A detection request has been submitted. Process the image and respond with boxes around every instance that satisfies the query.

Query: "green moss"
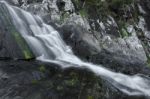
[148,64,150,67]
[60,12,70,23]
[65,78,78,86]
[56,86,63,91]
[39,65,46,73]
[147,57,150,67]
[0,4,34,59]
[87,96,93,99]
[79,9,88,18]
[120,28,129,38]
[31,80,39,85]
[23,50,32,59]
[13,33,33,59]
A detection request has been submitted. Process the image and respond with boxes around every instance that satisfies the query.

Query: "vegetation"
[79,8,88,18]
[39,65,46,72]
[13,32,33,59]
[120,28,129,38]
[60,12,70,23]
[87,96,94,99]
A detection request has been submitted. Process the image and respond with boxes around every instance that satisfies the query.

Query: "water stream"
[1,1,150,97]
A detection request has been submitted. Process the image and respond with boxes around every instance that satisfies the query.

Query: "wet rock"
[0,60,148,99]
[60,23,101,60]
[0,3,34,60]
[60,23,149,75]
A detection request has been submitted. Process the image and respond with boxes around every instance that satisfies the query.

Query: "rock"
[59,23,149,75]
[60,23,101,60]
[0,60,147,99]
[138,0,150,64]
[139,0,150,34]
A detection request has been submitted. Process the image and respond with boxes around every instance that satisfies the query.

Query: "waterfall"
[1,1,150,97]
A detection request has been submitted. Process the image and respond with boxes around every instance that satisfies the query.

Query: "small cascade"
[1,1,150,97]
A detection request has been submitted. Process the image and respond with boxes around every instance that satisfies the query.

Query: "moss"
[0,5,34,59]
[87,96,93,99]
[0,4,34,59]
[147,57,150,67]
[13,33,33,59]
[148,64,150,67]
[23,50,32,59]
[120,28,129,38]
[65,78,78,86]
[79,9,88,18]
[60,12,70,23]
[39,65,46,73]
[31,80,39,85]
[56,86,63,91]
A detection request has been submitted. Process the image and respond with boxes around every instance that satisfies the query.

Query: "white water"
[2,1,150,97]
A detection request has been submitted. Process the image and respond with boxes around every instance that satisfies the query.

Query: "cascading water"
[2,1,150,97]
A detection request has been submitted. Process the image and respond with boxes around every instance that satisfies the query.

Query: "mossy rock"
[0,3,34,59]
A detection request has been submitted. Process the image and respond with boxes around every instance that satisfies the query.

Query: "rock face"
[139,0,150,63]
[15,0,150,69]
[60,23,149,75]
[0,0,150,99]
